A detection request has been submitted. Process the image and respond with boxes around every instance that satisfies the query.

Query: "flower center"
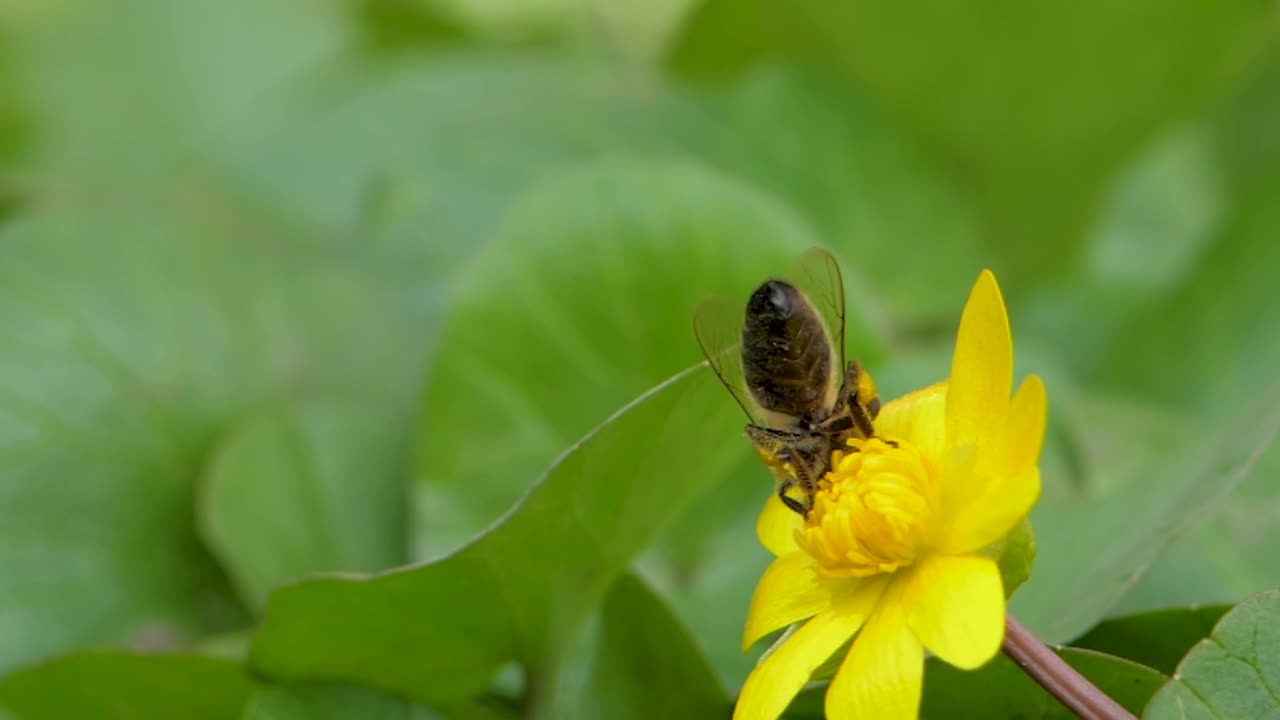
[795,437,940,578]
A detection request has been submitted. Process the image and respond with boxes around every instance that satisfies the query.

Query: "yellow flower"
[735,270,1046,720]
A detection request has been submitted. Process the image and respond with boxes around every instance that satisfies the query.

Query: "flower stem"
[1002,614,1136,720]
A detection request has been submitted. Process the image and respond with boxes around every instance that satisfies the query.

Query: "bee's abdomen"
[741,280,833,419]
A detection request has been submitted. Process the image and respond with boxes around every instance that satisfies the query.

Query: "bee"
[694,248,881,515]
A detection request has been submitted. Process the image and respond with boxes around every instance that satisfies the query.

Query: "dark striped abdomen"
[741,280,834,421]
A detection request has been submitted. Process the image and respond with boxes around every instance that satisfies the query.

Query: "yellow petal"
[982,374,1047,478]
[742,552,836,650]
[902,553,1004,669]
[945,270,1012,453]
[824,576,923,720]
[756,493,803,556]
[940,465,1041,555]
[734,577,888,720]
[874,381,948,460]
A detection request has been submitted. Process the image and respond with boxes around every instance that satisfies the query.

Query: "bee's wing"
[693,294,759,423]
[784,247,846,371]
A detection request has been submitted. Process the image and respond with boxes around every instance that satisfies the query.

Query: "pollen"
[795,437,940,578]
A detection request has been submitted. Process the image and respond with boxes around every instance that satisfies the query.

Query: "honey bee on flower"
[700,264,1046,719]
[693,248,884,517]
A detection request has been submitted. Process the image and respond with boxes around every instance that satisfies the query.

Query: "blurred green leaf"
[1010,377,1280,643]
[1115,445,1280,614]
[415,157,833,555]
[355,0,468,53]
[1145,589,1280,720]
[921,648,1165,719]
[0,652,256,720]
[0,202,424,672]
[576,574,728,719]
[218,52,677,273]
[0,43,30,180]
[634,455,772,686]
[674,67,986,328]
[241,685,442,720]
[1067,54,1280,619]
[249,364,744,706]
[1213,48,1280,194]
[669,0,1271,284]
[222,56,982,329]
[1073,605,1230,675]
[1099,166,1280,419]
[1083,128,1227,298]
[782,648,1164,719]
[1017,48,1280,387]
[1048,386,1197,498]
[198,402,412,611]
[4,0,349,184]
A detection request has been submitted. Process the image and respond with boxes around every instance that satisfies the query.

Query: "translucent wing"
[783,247,846,372]
[693,294,760,423]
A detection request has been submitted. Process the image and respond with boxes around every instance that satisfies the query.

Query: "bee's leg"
[746,424,809,445]
[780,447,822,504]
[776,478,809,515]
[848,403,875,439]
[833,360,877,438]
[834,359,861,408]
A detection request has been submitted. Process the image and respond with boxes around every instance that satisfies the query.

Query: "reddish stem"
[1002,614,1136,720]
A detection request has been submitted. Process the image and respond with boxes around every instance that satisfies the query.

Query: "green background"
[1,0,1279,717]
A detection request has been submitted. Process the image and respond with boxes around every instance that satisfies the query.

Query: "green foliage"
[0,652,256,720]
[249,366,743,706]
[1011,377,1280,642]
[1073,606,1230,675]
[241,685,443,720]
[921,649,1166,719]
[669,0,1272,286]
[199,402,412,610]
[0,204,423,673]
[784,648,1165,718]
[576,574,728,719]
[1146,590,1280,720]
[2,0,1280,718]
[997,519,1036,598]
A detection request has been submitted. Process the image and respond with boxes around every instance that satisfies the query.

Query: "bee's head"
[747,280,797,321]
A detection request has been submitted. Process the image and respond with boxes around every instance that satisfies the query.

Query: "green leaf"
[1115,445,1280,614]
[249,364,746,705]
[198,402,412,611]
[998,519,1037,598]
[576,574,728,719]
[1099,166,1280,420]
[221,54,981,332]
[1145,589,1280,720]
[0,50,31,213]
[0,652,256,720]
[218,52,681,273]
[1073,605,1231,675]
[1072,59,1280,618]
[0,202,424,672]
[4,0,348,183]
[633,454,774,686]
[921,648,1166,719]
[241,685,442,720]
[354,0,468,54]
[1010,377,1280,643]
[781,648,1165,719]
[669,0,1271,285]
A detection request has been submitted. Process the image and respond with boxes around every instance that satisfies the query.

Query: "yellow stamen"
[795,438,940,578]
